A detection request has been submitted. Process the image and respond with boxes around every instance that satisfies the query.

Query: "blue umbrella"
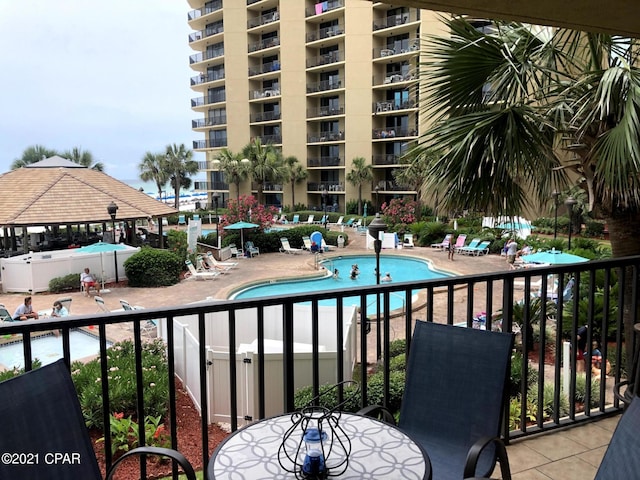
[522,249,588,265]
[76,242,127,253]
[224,221,259,249]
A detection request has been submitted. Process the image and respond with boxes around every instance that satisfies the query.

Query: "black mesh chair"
[0,359,196,480]
[595,394,640,479]
[360,321,514,480]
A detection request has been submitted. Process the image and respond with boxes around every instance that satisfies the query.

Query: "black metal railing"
[307,156,344,167]
[192,116,227,128]
[250,111,281,122]
[307,51,342,68]
[308,106,344,118]
[305,0,344,17]
[1,256,635,475]
[248,60,280,76]
[248,37,280,53]
[307,79,343,94]
[247,10,279,29]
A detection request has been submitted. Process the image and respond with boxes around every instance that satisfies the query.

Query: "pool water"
[232,255,449,312]
[0,329,109,370]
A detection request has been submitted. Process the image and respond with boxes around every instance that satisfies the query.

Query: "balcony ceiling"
[375,0,639,37]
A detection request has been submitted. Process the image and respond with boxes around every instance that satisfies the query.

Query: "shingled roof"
[0,158,177,226]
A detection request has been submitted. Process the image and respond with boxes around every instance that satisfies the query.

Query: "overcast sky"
[0,1,199,183]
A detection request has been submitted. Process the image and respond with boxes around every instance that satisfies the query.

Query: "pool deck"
[0,224,620,477]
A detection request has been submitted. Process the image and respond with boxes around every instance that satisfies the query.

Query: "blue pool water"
[232,255,449,312]
[0,329,110,370]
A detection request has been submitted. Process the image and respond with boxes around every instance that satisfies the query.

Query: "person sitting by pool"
[13,296,39,321]
[310,241,320,253]
[381,272,392,283]
[51,301,69,318]
[81,267,100,296]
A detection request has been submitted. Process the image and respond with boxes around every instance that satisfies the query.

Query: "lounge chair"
[56,297,72,314]
[457,237,481,254]
[185,259,219,280]
[460,240,491,256]
[316,215,327,226]
[343,218,355,227]
[351,219,362,229]
[0,359,196,480]
[302,235,313,250]
[431,233,452,250]
[280,237,303,254]
[0,303,12,323]
[229,243,244,258]
[207,251,237,271]
[196,255,212,272]
[451,234,467,251]
[94,296,110,313]
[178,214,186,226]
[359,321,514,480]
[120,300,157,336]
[332,216,344,228]
[403,233,415,248]
[292,214,300,224]
[192,214,200,222]
[321,238,334,252]
[245,241,260,257]
[306,215,315,224]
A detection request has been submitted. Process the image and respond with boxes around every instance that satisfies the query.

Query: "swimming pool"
[0,329,110,370]
[231,255,449,312]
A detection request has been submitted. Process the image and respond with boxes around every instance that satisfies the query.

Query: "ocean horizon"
[118,178,205,197]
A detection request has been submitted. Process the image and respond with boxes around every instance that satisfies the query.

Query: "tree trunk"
[607,211,640,374]
[358,185,362,216]
[290,180,296,208]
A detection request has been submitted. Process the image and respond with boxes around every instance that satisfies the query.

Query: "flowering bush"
[381,198,417,229]
[98,413,170,455]
[219,195,278,235]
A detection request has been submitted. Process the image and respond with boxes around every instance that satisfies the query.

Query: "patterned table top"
[208,412,430,480]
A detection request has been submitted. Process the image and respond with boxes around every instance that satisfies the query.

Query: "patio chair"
[343,218,355,227]
[359,321,514,480]
[332,216,344,228]
[460,240,491,256]
[594,395,640,480]
[280,237,302,254]
[206,251,237,271]
[94,296,111,313]
[457,237,481,254]
[302,235,313,250]
[431,233,452,250]
[184,259,219,280]
[245,241,260,257]
[0,359,196,480]
[316,215,327,225]
[229,243,244,258]
[120,300,157,336]
[306,214,315,224]
[292,214,300,224]
[178,214,186,226]
[452,234,467,251]
[403,233,415,247]
[0,303,12,323]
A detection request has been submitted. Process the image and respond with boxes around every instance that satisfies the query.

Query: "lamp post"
[321,186,328,230]
[107,201,118,244]
[551,190,560,240]
[368,213,387,361]
[213,191,220,248]
[565,196,577,249]
[374,185,380,213]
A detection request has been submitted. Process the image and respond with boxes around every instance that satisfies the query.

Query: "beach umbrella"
[76,242,128,288]
[363,203,368,225]
[223,221,259,249]
[522,249,589,265]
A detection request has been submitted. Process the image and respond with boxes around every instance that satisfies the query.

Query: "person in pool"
[333,268,339,279]
[350,264,359,280]
[381,272,392,282]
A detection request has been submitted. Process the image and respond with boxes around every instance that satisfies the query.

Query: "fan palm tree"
[283,156,307,210]
[242,138,285,205]
[416,16,640,367]
[165,143,198,210]
[139,152,169,201]
[11,145,58,169]
[62,147,104,171]
[214,148,250,203]
[346,157,373,216]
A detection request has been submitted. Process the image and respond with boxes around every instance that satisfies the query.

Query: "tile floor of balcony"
[506,414,620,479]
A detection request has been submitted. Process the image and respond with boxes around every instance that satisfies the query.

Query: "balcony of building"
[250,110,281,123]
[192,115,227,130]
[188,23,224,48]
[191,93,226,110]
[248,60,281,78]
[306,50,343,69]
[194,180,229,191]
[307,131,345,143]
[248,36,280,54]
[305,24,344,44]
[373,71,417,87]
[306,78,343,94]
[247,0,278,9]
[247,9,280,30]
[251,182,283,192]
[372,153,403,166]
[372,10,421,33]
[189,46,224,69]
[372,127,417,140]
[374,41,420,60]
[252,134,282,145]
[307,105,344,119]
[307,156,344,168]
[307,181,344,192]
[250,85,281,101]
[193,138,227,150]
[305,0,345,19]
[187,0,223,30]
[190,70,225,88]
[373,98,417,114]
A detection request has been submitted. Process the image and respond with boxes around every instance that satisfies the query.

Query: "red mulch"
[91,379,228,479]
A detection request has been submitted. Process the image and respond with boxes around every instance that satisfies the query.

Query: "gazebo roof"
[0,158,177,226]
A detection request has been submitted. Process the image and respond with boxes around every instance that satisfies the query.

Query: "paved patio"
[0,224,621,477]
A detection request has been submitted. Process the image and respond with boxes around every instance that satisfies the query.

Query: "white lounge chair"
[332,216,344,228]
[185,260,219,280]
[120,300,157,336]
[94,296,110,313]
[206,251,237,272]
[229,244,244,258]
[431,234,453,250]
[302,236,313,250]
[280,237,303,254]
[403,234,415,248]
[306,215,315,224]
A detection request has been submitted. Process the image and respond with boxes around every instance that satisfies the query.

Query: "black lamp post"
[368,213,387,361]
[107,201,118,244]
[551,190,560,240]
[374,185,380,213]
[213,191,220,248]
[321,186,328,230]
[565,196,577,249]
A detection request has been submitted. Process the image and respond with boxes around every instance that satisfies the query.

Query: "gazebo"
[0,156,177,253]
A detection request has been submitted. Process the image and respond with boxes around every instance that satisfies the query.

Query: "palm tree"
[165,143,199,210]
[242,138,285,205]
[139,152,169,201]
[346,157,373,216]
[416,16,640,367]
[393,147,440,220]
[62,147,104,171]
[283,156,307,210]
[11,145,58,169]
[214,148,250,203]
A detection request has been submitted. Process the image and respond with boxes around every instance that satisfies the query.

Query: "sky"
[0,1,201,185]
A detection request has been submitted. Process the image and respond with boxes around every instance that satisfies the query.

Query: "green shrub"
[366,370,406,414]
[527,382,569,419]
[0,359,42,382]
[73,339,170,429]
[49,273,82,293]
[293,382,361,413]
[166,230,188,263]
[388,338,406,358]
[389,353,406,372]
[584,220,605,237]
[509,396,537,431]
[509,351,538,397]
[574,373,601,408]
[417,222,449,246]
[124,248,182,287]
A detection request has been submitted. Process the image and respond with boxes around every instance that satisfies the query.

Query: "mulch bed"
[91,379,228,479]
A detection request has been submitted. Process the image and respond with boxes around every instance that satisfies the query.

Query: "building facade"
[187,0,438,212]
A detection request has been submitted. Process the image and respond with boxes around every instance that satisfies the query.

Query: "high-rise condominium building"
[187,0,438,212]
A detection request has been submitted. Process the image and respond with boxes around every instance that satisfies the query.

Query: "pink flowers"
[381,198,417,225]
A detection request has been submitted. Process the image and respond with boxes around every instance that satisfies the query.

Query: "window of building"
[207,87,225,104]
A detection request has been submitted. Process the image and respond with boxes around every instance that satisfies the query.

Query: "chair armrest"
[357,405,397,425]
[463,436,511,480]
[105,446,196,480]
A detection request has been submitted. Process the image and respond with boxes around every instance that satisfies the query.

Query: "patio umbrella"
[522,249,589,265]
[76,242,128,288]
[363,203,368,226]
[223,221,259,250]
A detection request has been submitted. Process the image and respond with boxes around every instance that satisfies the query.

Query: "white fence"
[166,303,358,426]
[0,247,139,293]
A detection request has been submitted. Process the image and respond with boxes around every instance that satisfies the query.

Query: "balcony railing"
[253,134,282,144]
[250,111,281,122]
[372,127,416,139]
[248,37,280,53]
[374,99,416,113]
[193,138,227,149]
[306,25,344,42]
[248,60,280,76]
[250,86,280,100]
[372,154,402,165]
[373,12,414,30]
[189,48,224,65]
[375,42,419,59]
[195,180,229,190]
[307,50,342,68]
[247,10,279,29]
[308,106,344,118]
[376,72,417,86]
[192,116,227,128]
[191,94,226,107]
[306,79,343,94]
[307,156,344,167]
[187,0,223,21]
[307,182,344,192]
[189,24,224,43]
[308,131,345,143]
[305,0,344,17]
[190,71,225,86]
[1,256,635,471]
[251,182,283,191]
